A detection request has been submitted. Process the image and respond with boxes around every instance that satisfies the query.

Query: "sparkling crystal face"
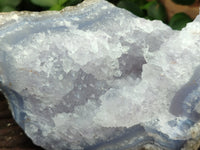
[0,0,200,150]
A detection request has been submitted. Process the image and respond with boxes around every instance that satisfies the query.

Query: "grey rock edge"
[0,0,200,149]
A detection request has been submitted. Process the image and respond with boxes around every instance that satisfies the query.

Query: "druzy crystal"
[0,0,200,149]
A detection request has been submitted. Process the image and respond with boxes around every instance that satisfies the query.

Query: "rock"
[0,0,200,149]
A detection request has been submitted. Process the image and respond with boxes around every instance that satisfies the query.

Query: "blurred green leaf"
[141,1,153,9]
[30,0,58,7]
[142,1,167,22]
[50,4,64,10]
[65,0,83,6]
[0,0,21,7]
[58,0,68,5]
[132,0,147,7]
[169,12,192,30]
[117,0,146,17]
[172,0,195,5]
[0,6,15,12]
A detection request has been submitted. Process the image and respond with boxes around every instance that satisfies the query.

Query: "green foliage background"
[0,0,196,30]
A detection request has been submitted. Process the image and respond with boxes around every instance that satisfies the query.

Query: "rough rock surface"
[0,93,44,150]
[0,0,200,149]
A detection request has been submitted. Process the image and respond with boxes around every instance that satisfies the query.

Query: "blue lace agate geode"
[0,0,200,149]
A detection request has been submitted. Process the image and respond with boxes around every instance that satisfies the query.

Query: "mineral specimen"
[0,0,200,149]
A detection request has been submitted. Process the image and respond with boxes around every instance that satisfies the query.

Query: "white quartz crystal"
[0,0,200,149]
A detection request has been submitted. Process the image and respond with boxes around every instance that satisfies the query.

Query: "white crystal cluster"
[0,0,200,149]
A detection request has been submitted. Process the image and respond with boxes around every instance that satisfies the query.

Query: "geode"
[0,0,200,149]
